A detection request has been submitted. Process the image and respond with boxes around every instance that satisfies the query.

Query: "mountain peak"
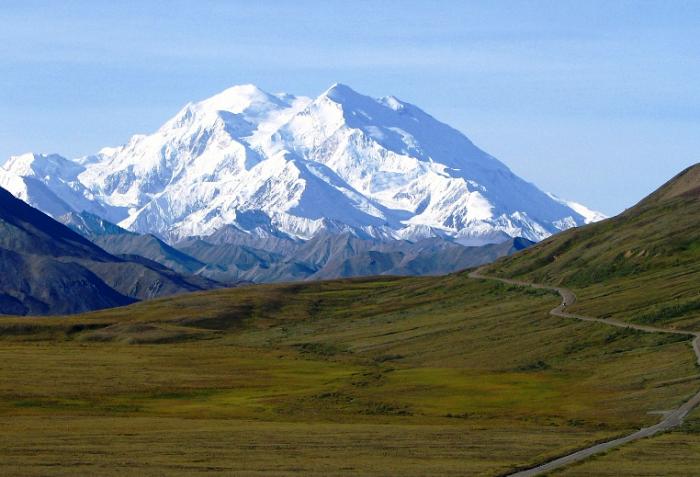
[321,84,409,114]
[197,83,285,113]
[4,152,82,179]
[2,83,603,244]
[322,82,363,103]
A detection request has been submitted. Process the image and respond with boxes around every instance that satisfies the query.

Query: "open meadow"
[0,273,697,475]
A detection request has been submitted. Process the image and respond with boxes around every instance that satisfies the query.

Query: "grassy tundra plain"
[554,407,700,476]
[0,272,698,476]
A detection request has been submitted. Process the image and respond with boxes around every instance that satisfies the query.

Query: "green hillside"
[477,163,700,475]
[484,163,700,331]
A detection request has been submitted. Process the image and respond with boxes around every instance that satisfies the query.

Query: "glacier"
[0,83,605,245]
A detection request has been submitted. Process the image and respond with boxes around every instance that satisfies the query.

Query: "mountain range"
[0,182,534,315]
[0,83,603,247]
[59,209,534,285]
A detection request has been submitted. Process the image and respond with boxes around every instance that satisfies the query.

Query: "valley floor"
[0,273,697,475]
[554,407,700,476]
[0,416,611,477]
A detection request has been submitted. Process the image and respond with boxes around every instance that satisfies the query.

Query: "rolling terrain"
[0,269,697,474]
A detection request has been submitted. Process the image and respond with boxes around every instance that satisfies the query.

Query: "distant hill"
[0,187,219,315]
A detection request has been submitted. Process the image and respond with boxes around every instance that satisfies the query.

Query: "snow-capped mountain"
[0,83,604,245]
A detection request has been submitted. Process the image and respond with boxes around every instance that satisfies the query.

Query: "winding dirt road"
[468,271,700,477]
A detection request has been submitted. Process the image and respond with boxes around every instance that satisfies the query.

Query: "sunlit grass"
[0,271,697,474]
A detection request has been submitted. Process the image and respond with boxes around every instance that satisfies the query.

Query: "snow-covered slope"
[1,83,605,244]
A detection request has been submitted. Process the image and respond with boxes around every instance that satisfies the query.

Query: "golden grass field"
[0,272,698,475]
[553,407,700,476]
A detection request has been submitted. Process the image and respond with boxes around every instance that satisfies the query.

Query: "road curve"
[468,270,700,477]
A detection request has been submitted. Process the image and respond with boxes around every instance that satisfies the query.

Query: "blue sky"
[1,1,698,215]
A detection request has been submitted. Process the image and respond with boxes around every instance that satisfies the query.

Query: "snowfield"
[0,83,604,244]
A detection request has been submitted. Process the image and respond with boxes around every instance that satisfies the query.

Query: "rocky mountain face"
[57,210,533,284]
[0,83,603,247]
[0,187,219,315]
